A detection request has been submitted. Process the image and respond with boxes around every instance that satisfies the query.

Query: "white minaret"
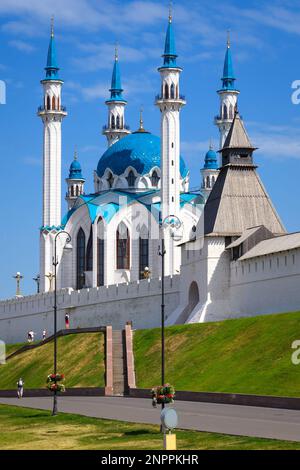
[215,33,239,149]
[156,10,185,275]
[38,20,67,292]
[102,47,131,147]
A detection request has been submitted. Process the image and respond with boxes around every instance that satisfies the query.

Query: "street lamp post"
[158,215,182,413]
[13,272,24,298]
[52,231,72,417]
[33,274,41,294]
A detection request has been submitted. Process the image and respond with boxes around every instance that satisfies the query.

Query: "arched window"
[97,218,105,286]
[107,172,114,188]
[170,83,175,99]
[47,95,51,110]
[76,228,86,290]
[126,170,136,187]
[223,105,228,120]
[151,170,160,188]
[164,83,169,99]
[212,176,216,186]
[52,96,56,110]
[116,115,120,129]
[206,176,211,188]
[111,115,115,129]
[229,104,234,119]
[116,222,130,270]
[139,231,149,279]
[71,186,74,197]
[86,227,93,272]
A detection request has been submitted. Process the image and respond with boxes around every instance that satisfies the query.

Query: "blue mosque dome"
[203,147,218,170]
[97,131,189,179]
[69,156,84,179]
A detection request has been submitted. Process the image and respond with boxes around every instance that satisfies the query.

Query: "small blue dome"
[97,132,188,179]
[69,158,84,179]
[203,148,218,170]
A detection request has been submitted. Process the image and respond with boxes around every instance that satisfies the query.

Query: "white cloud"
[9,39,36,53]
[248,121,300,160]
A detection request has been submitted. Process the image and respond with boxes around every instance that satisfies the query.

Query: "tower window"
[170,83,175,99]
[151,171,160,188]
[47,95,51,110]
[126,170,136,188]
[206,176,211,188]
[164,83,169,99]
[111,115,115,129]
[52,96,56,110]
[116,115,120,129]
[117,222,130,270]
[76,228,86,290]
[171,143,174,148]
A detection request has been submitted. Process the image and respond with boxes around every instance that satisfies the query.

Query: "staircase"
[112,330,128,396]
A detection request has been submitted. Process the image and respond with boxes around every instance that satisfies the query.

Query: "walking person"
[65,313,70,329]
[17,378,24,399]
[42,329,47,341]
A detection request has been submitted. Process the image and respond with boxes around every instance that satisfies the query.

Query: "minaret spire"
[102,47,131,148]
[215,32,240,149]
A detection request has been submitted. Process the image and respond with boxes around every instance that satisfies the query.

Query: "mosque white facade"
[0,14,300,343]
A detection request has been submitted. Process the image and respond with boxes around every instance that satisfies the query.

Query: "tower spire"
[102,47,131,148]
[45,17,60,80]
[162,4,178,67]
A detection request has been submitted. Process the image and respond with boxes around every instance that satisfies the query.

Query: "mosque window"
[86,228,93,272]
[107,172,114,188]
[151,171,160,188]
[116,115,120,129]
[212,176,216,186]
[164,83,169,99]
[76,228,86,290]
[47,95,51,110]
[52,96,56,110]
[126,170,136,187]
[97,238,104,286]
[223,105,228,120]
[111,115,115,129]
[139,237,149,280]
[117,223,130,270]
[206,176,211,188]
[170,83,175,99]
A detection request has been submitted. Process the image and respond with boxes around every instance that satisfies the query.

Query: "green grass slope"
[133,312,300,397]
[0,333,105,389]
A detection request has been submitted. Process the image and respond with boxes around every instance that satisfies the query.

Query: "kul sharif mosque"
[3,7,300,342]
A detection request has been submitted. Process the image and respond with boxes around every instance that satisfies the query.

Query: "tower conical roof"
[44,19,60,80]
[107,48,125,102]
[223,111,254,150]
[221,35,236,90]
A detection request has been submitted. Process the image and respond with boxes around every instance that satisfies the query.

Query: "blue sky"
[1,0,300,299]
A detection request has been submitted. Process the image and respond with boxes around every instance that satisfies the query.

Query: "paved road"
[1,396,300,442]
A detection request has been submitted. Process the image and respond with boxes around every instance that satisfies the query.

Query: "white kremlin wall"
[0,276,179,344]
